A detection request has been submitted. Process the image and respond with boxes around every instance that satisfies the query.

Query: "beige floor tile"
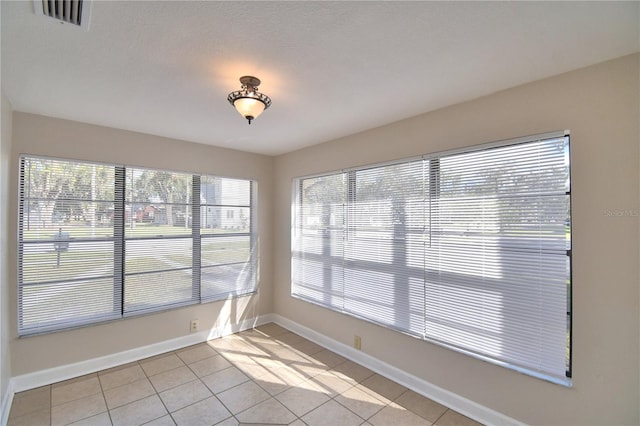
[99,361,139,375]
[252,371,291,396]
[395,390,448,422]
[290,339,325,356]
[235,397,297,424]
[237,328,266,337]
[188,354,232,377]
[289,420,307,426]
[254,322,290,337]
[309,371,353,397]
[51,392,107,426]
[52,373,98,389]
[214,416,239,426]
[143,414,176,426]
[368,402,432,426]
[302,400,365,426]
[291,358,331,379]
[52,376,102,406]
[7,407,50,426]
[99,363,147,391]
[269,347,313,365]
[207,337,253,354]
[254,365,309,396]
[176,343,218,364]
[149,365,198,393]
[361,374,407,401]
[229,357,271,379]
[247,337,284,354]
[275,332,308,346]
[104,378,156,409]
[109,394,167,426]
[334,385,388,420]
[434,410,483,426]
[355,384,392,406]
[171,396,232,426]
[68,411,112,426]
[158,379,212,412]
[330,360,375,384]
[309,349,347,368]
[218,350,254,365]
[140,354,185,377]
[216,380,270,414]
[9,386,51,419]
[231,342,270,358]
[275,380,331,417]
[201,367,248,395]
[239,328,279,341]
[252,352,290,370]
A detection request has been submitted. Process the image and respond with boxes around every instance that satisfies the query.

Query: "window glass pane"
[125,270,194,313]
[125,169,193,237]
[21,278,119,333]
[428,137,570,379]
[124,168,196,314]
[18,156,119,335]
[200,177,251,235]
[344,161,426,336]
[292,174,345,310]
[199,176,256,301]
[201,236,256,300]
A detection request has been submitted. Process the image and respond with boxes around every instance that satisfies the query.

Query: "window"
[124,168,196,315]
[292,131,571,385]
[200,176,255,301]
[18,156,257,336]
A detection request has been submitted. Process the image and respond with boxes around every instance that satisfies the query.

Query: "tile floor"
[7,323,483,426]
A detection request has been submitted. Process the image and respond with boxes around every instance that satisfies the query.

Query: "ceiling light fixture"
[227,76,272,125]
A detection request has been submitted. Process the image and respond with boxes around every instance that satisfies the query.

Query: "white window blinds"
[19,157,121,334]
[292,132,571,385]
[200,176,256,301]
[124,168,197,315]
[18,156,257,336]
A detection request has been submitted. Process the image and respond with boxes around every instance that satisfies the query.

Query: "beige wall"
[273,54,640,425]
[1,95,14,413]
[8,113,274,375]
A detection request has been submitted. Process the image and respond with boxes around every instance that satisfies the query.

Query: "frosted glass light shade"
[233,97,266,121]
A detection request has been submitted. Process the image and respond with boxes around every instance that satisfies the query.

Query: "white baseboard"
[10,314,272,394]
[272,314,522,426]
[1,379,15,426]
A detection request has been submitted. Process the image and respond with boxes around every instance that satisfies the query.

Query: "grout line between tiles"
[433,407,450,425]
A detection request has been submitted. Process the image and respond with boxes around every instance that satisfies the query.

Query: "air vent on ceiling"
[33,0,92,30]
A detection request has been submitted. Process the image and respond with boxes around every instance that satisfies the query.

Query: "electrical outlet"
[190,319,199,333]
[354,335,362,350]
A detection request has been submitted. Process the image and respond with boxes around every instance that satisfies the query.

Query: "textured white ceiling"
[2,1,639,155]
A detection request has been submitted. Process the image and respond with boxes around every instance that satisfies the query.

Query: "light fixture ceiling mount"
[227,76,272,125]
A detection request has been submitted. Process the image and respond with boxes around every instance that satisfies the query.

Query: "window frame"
[17,154,258,336]
[291,130,572,386]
